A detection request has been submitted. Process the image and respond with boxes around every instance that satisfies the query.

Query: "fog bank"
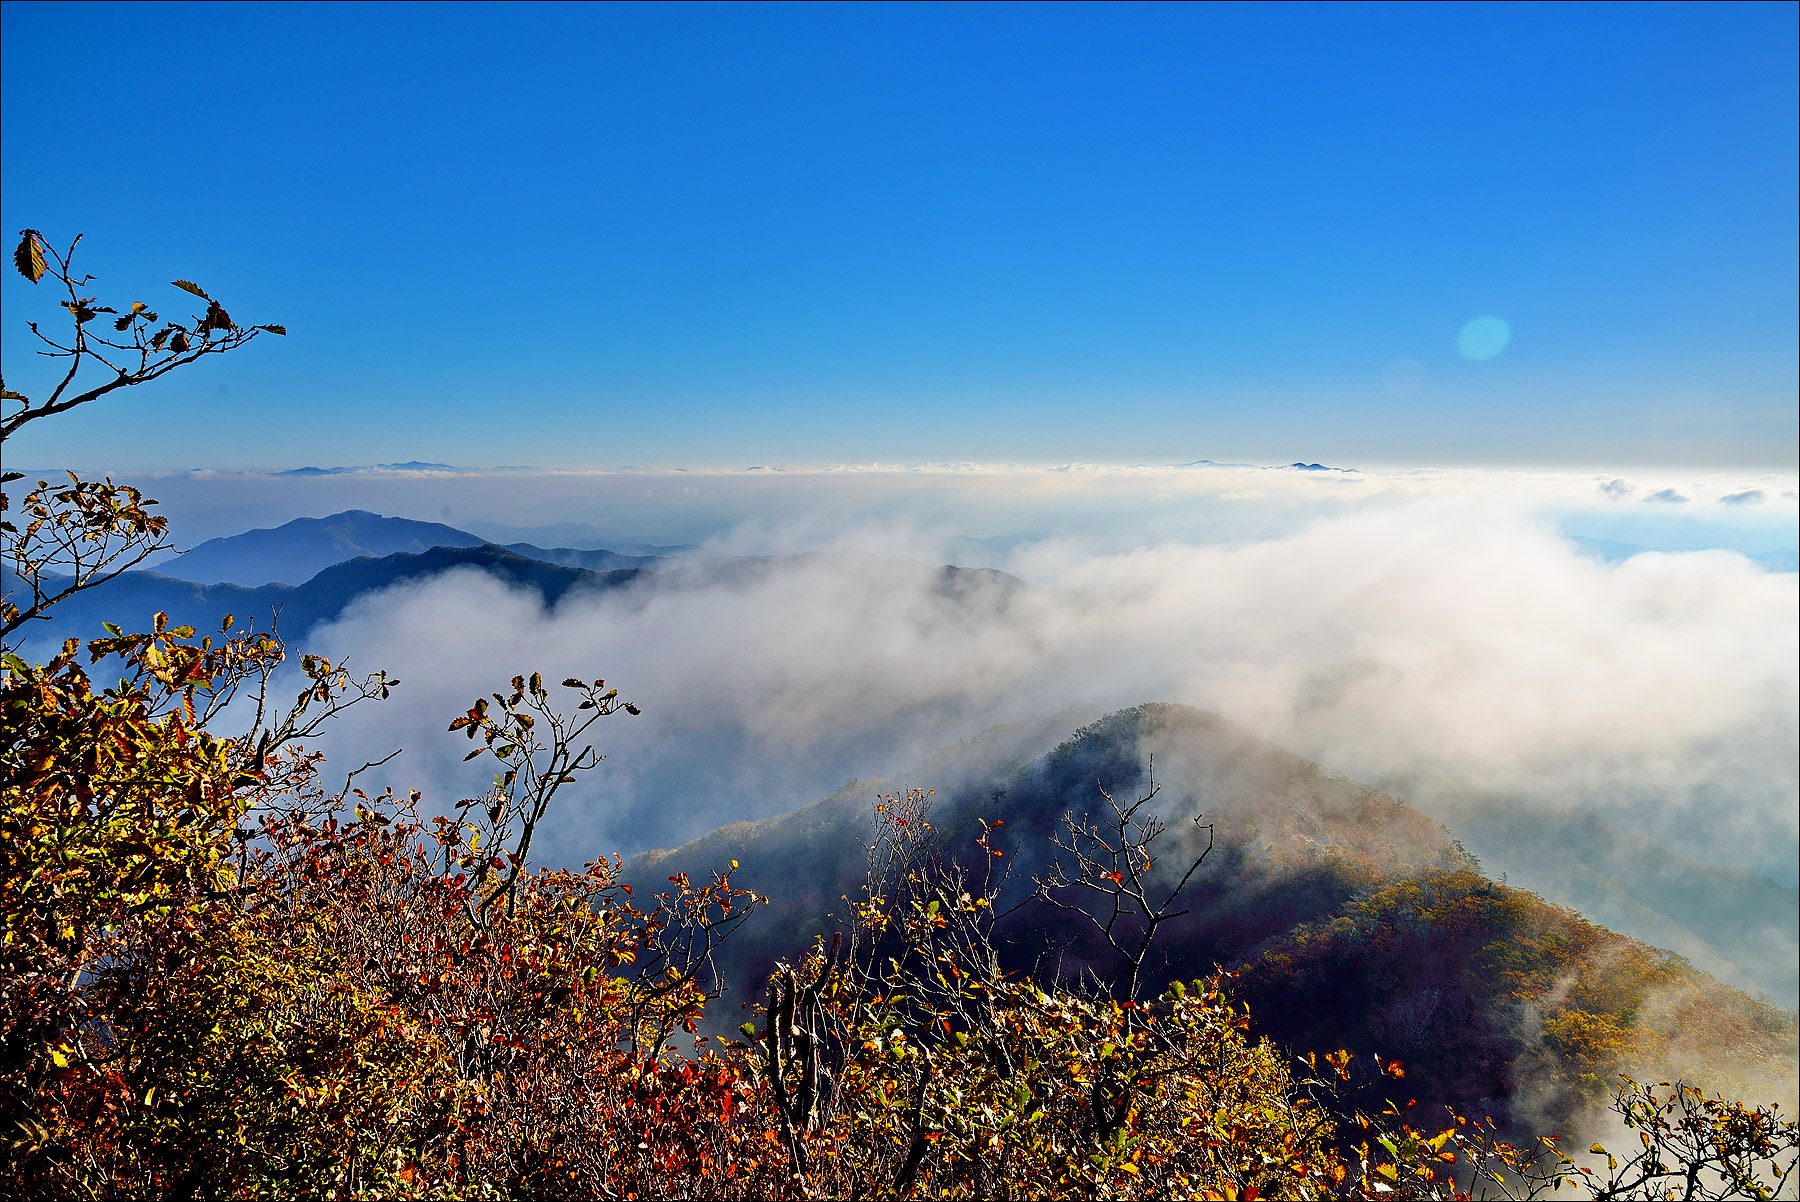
[293,489,1797,885]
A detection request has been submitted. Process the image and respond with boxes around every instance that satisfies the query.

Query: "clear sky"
[2,1,1795,470]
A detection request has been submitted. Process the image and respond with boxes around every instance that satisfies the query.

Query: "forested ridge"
[632,705,1798,1142]
[4,231,1796,1199]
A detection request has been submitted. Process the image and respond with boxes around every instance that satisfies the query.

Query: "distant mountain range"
[461,520,700,558]
[12,545,637,651]
[10,517,1021,659]
[153,511,488,586]
[136,511,711,588]
[274,461,463,476]
[492,543,667,573]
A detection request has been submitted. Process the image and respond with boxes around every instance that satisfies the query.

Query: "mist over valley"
[18,465,1796,1030]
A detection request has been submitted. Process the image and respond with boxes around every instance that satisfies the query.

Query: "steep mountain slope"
[151,510,487,585]
[1429,796,1799,1008]
[634,704,1471,1004]
[1230,867,1796,1134]
[630,704,1798,1135]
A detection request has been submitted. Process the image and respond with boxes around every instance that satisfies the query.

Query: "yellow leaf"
[14,230,46,282]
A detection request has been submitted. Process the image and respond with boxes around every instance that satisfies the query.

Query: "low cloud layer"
[295,486,1799,885]
[30,459,1800,554]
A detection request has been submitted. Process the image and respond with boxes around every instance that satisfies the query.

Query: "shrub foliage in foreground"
[3,229,1797,1199]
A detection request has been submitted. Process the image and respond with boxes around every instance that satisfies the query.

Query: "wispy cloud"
[287,483,1798,887]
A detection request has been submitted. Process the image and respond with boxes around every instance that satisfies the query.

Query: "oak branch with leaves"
[2,231,284,643]
[3,229,284,441]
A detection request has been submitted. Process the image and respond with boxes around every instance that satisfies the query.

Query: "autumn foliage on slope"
[0,627,1414,1198]
[625,703,1799,1145]
[4,230,1797,1200]
[1234,869,1800,1135]
[0,624,1408,1198]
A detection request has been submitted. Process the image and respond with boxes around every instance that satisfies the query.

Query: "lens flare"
[1458,316,1512,360]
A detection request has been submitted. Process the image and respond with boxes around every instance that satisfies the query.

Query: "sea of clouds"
[159,460,1793,886]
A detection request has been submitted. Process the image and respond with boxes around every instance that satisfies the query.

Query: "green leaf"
[14,230,46,282]
[253,324,286,335]
[171,279,210,299]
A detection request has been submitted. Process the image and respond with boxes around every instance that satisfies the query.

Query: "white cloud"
[298,490,1800,886]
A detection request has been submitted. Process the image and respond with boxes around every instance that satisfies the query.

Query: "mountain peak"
[156,510,485,586]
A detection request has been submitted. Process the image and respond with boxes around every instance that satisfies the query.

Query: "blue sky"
[2,1,1795,470]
